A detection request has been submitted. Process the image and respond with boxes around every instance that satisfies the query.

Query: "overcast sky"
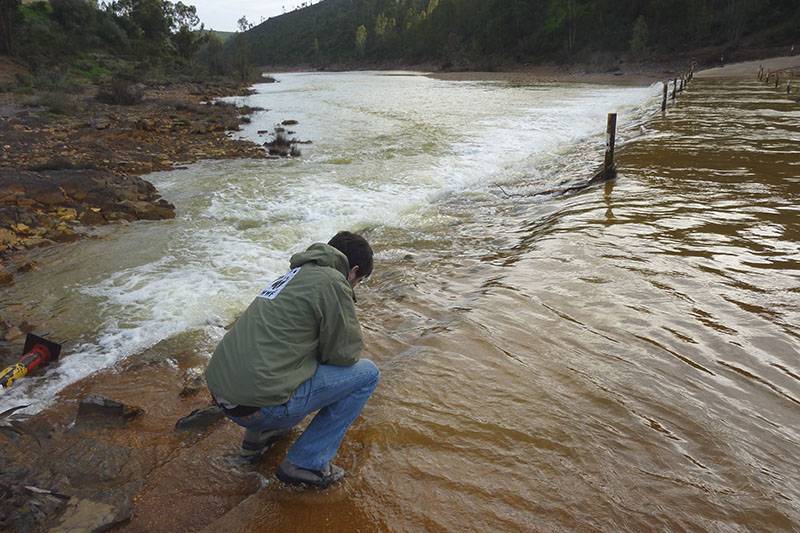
[191,0,293,32]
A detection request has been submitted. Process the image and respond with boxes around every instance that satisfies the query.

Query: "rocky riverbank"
[0,82,268,285]
[0,335,235,532]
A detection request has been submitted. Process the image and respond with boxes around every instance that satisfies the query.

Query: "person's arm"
[317,277,363,366]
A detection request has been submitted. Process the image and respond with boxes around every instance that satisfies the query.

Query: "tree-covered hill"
[244,0,800,68]
[0,0,254,85]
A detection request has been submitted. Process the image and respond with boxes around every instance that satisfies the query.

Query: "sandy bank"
[427,63,683,86]
[696,55,800,79]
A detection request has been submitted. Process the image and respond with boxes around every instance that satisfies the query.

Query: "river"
[1,72,798,531]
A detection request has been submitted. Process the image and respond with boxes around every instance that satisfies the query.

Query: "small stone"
[76,394,143,427]
[11,223,30,234]
[21,237,50,248]
[55,207,77,221]
[0,269,14,287]
[16,261,37,273]
[0,228,19,245]
[79,209,105,226]
[45,224,79,243]
[179,370,206,397]
[4,325,22,341]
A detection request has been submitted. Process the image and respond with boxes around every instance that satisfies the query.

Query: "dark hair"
[328,231,373,278]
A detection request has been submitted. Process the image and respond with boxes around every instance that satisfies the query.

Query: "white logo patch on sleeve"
[258,267,301,300]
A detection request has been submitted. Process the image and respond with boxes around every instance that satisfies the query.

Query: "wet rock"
[76,394,143,427]
[49,497,130,533]
[0,268,12,286]
[0,228,18,245]
[175,405,224,431]
[27,156,76,172]
[4,325,23,341]
[267,144,290,157]
[179,369,206,397]
[55,207,78,221]
[79,208,106,226]
[281,119,298,126]
[16,260,37,273]
[0,472,69,532]
[45,224,80,243]
[11,222,31,234]
[118,199,176,220]
[20,236,52,248]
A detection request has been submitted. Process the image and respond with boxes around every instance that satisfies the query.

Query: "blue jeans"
[228,359,380,471]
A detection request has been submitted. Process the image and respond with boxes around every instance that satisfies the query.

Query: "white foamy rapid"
[0,73,661,413]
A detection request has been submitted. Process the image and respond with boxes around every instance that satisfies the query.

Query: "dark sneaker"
[240,428,290,463]
[276,459,345,489]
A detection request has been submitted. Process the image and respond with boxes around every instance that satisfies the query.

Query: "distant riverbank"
[429,53,800,86]
[695,55,800,79]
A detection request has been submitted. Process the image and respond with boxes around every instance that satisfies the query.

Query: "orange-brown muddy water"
[142,78,799,532]
[4,74,799,531]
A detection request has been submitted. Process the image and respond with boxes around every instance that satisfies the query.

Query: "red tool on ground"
[0,334,61,394]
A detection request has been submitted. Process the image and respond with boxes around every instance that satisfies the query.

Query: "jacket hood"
[290,243,350,277]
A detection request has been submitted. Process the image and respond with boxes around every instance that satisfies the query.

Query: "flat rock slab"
[49,497,128,533]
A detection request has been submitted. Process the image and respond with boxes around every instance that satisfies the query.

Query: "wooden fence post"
[672,78,677,100]
[776,75,780,89]
[662,81,668,111]
[604,113,617,175]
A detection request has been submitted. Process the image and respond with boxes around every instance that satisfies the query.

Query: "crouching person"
[205,231,379,489]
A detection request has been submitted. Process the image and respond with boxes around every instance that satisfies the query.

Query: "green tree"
[0,0,20,54]
[233,16,253,82]
[629,15,649,55]
[374,12,395,41]
[355,24,367,56]
[204,32,225,74]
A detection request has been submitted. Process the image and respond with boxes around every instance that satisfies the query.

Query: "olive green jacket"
[205,243,363,407]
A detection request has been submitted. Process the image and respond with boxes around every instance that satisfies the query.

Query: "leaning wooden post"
[662,81,668,111]
[776,75,780,89]
[672,78,677,100]
[603,113,617,177]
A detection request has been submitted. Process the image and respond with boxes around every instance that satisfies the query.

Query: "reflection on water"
[5,74,800,531]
